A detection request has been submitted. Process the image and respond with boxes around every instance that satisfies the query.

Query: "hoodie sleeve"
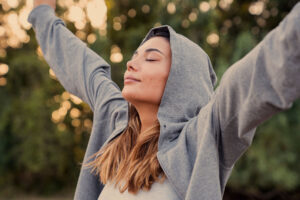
[28,5,124,112]
[212,2,300,168]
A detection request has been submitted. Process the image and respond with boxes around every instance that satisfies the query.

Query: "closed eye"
[146,59,157,62]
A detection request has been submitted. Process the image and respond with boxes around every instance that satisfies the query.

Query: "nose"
[126,59,137,71]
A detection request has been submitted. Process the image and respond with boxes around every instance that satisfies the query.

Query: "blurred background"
[0,0,299,199]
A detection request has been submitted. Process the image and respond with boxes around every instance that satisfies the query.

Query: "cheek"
[144,66,169,86]
[143,73,168,96]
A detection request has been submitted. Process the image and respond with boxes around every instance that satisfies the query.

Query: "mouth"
[124,78,141,84]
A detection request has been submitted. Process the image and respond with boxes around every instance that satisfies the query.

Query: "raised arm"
[212,2,300,168]
[28,4,125,112]
[28,3,130,198]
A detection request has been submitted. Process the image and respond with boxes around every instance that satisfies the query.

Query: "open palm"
[34,0,56,10]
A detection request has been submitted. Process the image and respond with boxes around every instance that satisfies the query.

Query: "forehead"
[137,37,170,54]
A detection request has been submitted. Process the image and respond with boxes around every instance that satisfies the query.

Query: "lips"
[124,75,141,82]
[124,78,140,84]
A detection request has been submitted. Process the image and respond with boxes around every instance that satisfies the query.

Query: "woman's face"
[122,36,172,106]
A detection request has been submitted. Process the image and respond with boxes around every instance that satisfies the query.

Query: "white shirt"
[98,177,180,200]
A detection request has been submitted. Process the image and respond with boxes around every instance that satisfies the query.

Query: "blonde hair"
[85,103,166,194]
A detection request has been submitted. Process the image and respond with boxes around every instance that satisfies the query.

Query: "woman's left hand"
[33,0,56,10]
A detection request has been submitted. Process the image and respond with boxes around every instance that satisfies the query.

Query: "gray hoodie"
[28,3,300,200]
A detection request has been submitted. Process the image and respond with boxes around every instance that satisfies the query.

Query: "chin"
[122,88,161,106]
[121,89,135,103]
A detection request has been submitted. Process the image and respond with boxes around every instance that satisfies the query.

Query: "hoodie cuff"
[27,4,56,28]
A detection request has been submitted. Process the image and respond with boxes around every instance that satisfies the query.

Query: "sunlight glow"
[199,2,210,13]
[49,68,57,79]
[19,7,32,30]
[57,123,67,131]
[87,0,107,28]
[52,110,61,123]
[167,2,176,14]
[58,107,68,117]
[219,0,234,11]
[84,119,93,129]
[70,94,83,104]
[36,46,43,58]
[62,92,71,100]
[0,26,5,37]
[154,22,162,27]
[257,17,266,27]
[87,33,97,44]
[1,0,107,50]
[58,0,74,8]
[141,4,150,14]
[61,100,72,110]
[0,0,33,49]
[7,0,19,9]
[120,15,127,23]
[189,12,197,22]
[181,19,190,28]
[76,30,86,40]
[0,49,7,58]
[0,77,7,86]
[70,108,81,119]
[249,1,265,15]
[68,5,85,22]
[209,0,217,9]
[0,63,9,75]
[207,33,219,46]
[128,9,137,18]
[72,119,81,127]
[110,45,123,63]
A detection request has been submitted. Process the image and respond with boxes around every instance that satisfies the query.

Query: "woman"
[29,1,300,199]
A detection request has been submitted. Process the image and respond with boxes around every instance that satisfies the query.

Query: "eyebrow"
[134,48,165,56]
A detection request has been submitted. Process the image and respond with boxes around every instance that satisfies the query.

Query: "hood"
[138,25,218,148]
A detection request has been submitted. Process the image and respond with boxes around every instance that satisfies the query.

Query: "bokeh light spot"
[113,22,122,31]
[70,108,81,119]
[167,2,176,14]
[70,94,83,104]
[57,123,67,132]
[87,0,107,28]
[249,1,264,16]
[7,0,19,9]
[110,45,123,63]
[0,63,9,75]
[128,9,137,18]
[49,68,57,79]
[206,33,219,46]
[199,2,210,12]
[181,19,190,28]
[84,119,93,129]
[189,12,197,22]
[72,119,81,127]
[87,33,97,44]
[142,4,150,14]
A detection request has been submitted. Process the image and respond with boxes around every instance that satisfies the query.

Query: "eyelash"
[146,59,156,62]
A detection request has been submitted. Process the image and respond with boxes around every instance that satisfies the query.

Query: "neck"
[134,103,159,134]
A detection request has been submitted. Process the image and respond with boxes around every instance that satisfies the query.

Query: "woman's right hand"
[34,0,56,10]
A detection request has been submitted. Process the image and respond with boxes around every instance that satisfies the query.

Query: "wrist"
[34,0,56,10]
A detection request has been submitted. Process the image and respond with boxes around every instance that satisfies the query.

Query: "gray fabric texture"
[28,3,300,199]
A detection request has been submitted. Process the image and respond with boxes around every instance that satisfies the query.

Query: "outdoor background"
[0,0,299,199]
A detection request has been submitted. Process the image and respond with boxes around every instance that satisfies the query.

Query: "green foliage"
[229,100,300,193]
[0,51,83,194]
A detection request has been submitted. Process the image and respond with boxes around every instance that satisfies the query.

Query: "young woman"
[29,1,300,199]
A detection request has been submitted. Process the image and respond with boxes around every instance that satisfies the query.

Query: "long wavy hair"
[86,30,170,194]
[85,103,166,194]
